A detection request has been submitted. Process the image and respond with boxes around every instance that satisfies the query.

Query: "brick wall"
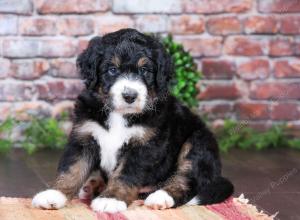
[0,0,300,131]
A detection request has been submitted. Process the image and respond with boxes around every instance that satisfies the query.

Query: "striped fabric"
[0,195,275,220]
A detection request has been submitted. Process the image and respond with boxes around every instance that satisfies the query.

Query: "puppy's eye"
[140,67,149,75]
[108,67,118,76]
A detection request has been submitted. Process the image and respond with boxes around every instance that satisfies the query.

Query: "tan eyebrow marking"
[111,55,121,67]
[137,57,149,67]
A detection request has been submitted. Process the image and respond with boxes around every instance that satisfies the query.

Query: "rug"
[0,195,276,220]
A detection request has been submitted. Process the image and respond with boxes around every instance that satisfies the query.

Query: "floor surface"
[0,148,299,220]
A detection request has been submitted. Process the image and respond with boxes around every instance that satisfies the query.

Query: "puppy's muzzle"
[122,88,138,104]
[110,77,147,113]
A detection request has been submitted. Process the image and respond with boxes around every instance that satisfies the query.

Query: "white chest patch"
[77,112,145,175]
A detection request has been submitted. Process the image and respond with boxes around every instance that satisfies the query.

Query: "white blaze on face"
[110,77,147,114]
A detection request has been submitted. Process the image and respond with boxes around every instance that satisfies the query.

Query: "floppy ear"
[76,36,104,90]
[156,47,174,95]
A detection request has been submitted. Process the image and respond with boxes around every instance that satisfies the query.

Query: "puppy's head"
[77,29,173,114]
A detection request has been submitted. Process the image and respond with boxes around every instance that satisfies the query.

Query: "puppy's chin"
[114,105,143,115]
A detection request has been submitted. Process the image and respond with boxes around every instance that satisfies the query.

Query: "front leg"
[144,141,193,210]
[32,158,91,209]
[32,138,98,209]
[91,161,139,213]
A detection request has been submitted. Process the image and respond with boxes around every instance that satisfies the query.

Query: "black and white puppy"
[32,29,233,213]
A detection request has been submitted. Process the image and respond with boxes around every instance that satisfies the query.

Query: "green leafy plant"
[0,114,68,154]
[0,118,15,153]
[22,116,68,154]
[288,139,300,150]
[215,120,300,152]
[162,35,201,107]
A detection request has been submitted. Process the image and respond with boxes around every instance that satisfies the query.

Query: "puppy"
[32,29,234,213]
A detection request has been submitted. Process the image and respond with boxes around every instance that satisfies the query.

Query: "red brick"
[0,0,33,15]
[95,15,134,35]
[170,15,205,34]
[36,0,109,14]
[0,103,11,121]
[3,39,76,58]
[201,59,236,79]
[199,103,233,119]
[274,60,300,78]
[113,0,181,13]
[269,38,294,56]
[215,120,272,133]
[296,39,300,56]
[250,82,300,100]
[244,16,278,34]
[12,102,52,121]
[58,18,94,36]
[0,58,11,79]
[0,82,34,101]
[183,0,223,13]
[0,39,2,56]
[0,39,2,57]
[198,83,240,100]
[52,101,74,118]
[36,79,83,101]
[49,60,78,78]
[207,16,242,35]
[174,37,223,57]
[11,60,49,80]
[226,0,252,13]
[0,15,18,35]
[258,0,300,13]
[280,16,300,34]
[246,122,272,132]
[39,39,78,58]
[183,0,252,14]
[286,122,300,137]
[235,102,270,120]
[3,39,40,58]
[77,39,89,53]
[135,15,168,33]
[212,119,273,132]
[19,18,56,36]
[237,59,270,80]
[272,103,300,120]
[224,37,265,56]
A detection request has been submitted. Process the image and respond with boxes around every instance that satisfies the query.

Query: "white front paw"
[91,197,127,213]
[144,190,175,210]
[32,189,67,209]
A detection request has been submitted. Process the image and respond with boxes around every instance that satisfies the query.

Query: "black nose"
[122,91,138,104]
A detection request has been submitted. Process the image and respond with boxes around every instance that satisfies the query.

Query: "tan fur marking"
[137,57,148,67]
[111,55,121,67]
[178,142,193,173]
[53,159,90,199]
[131,127,156,145]
[101,161,139,205]
[102,179,139,205]
[163,142,193,200]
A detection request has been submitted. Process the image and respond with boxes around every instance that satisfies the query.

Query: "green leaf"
[162,35,201,108]
[21,115,68,154]
[288,139,300,149]
[23,142,37,155]
[0,118,14,133]
[0,139,12,154]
